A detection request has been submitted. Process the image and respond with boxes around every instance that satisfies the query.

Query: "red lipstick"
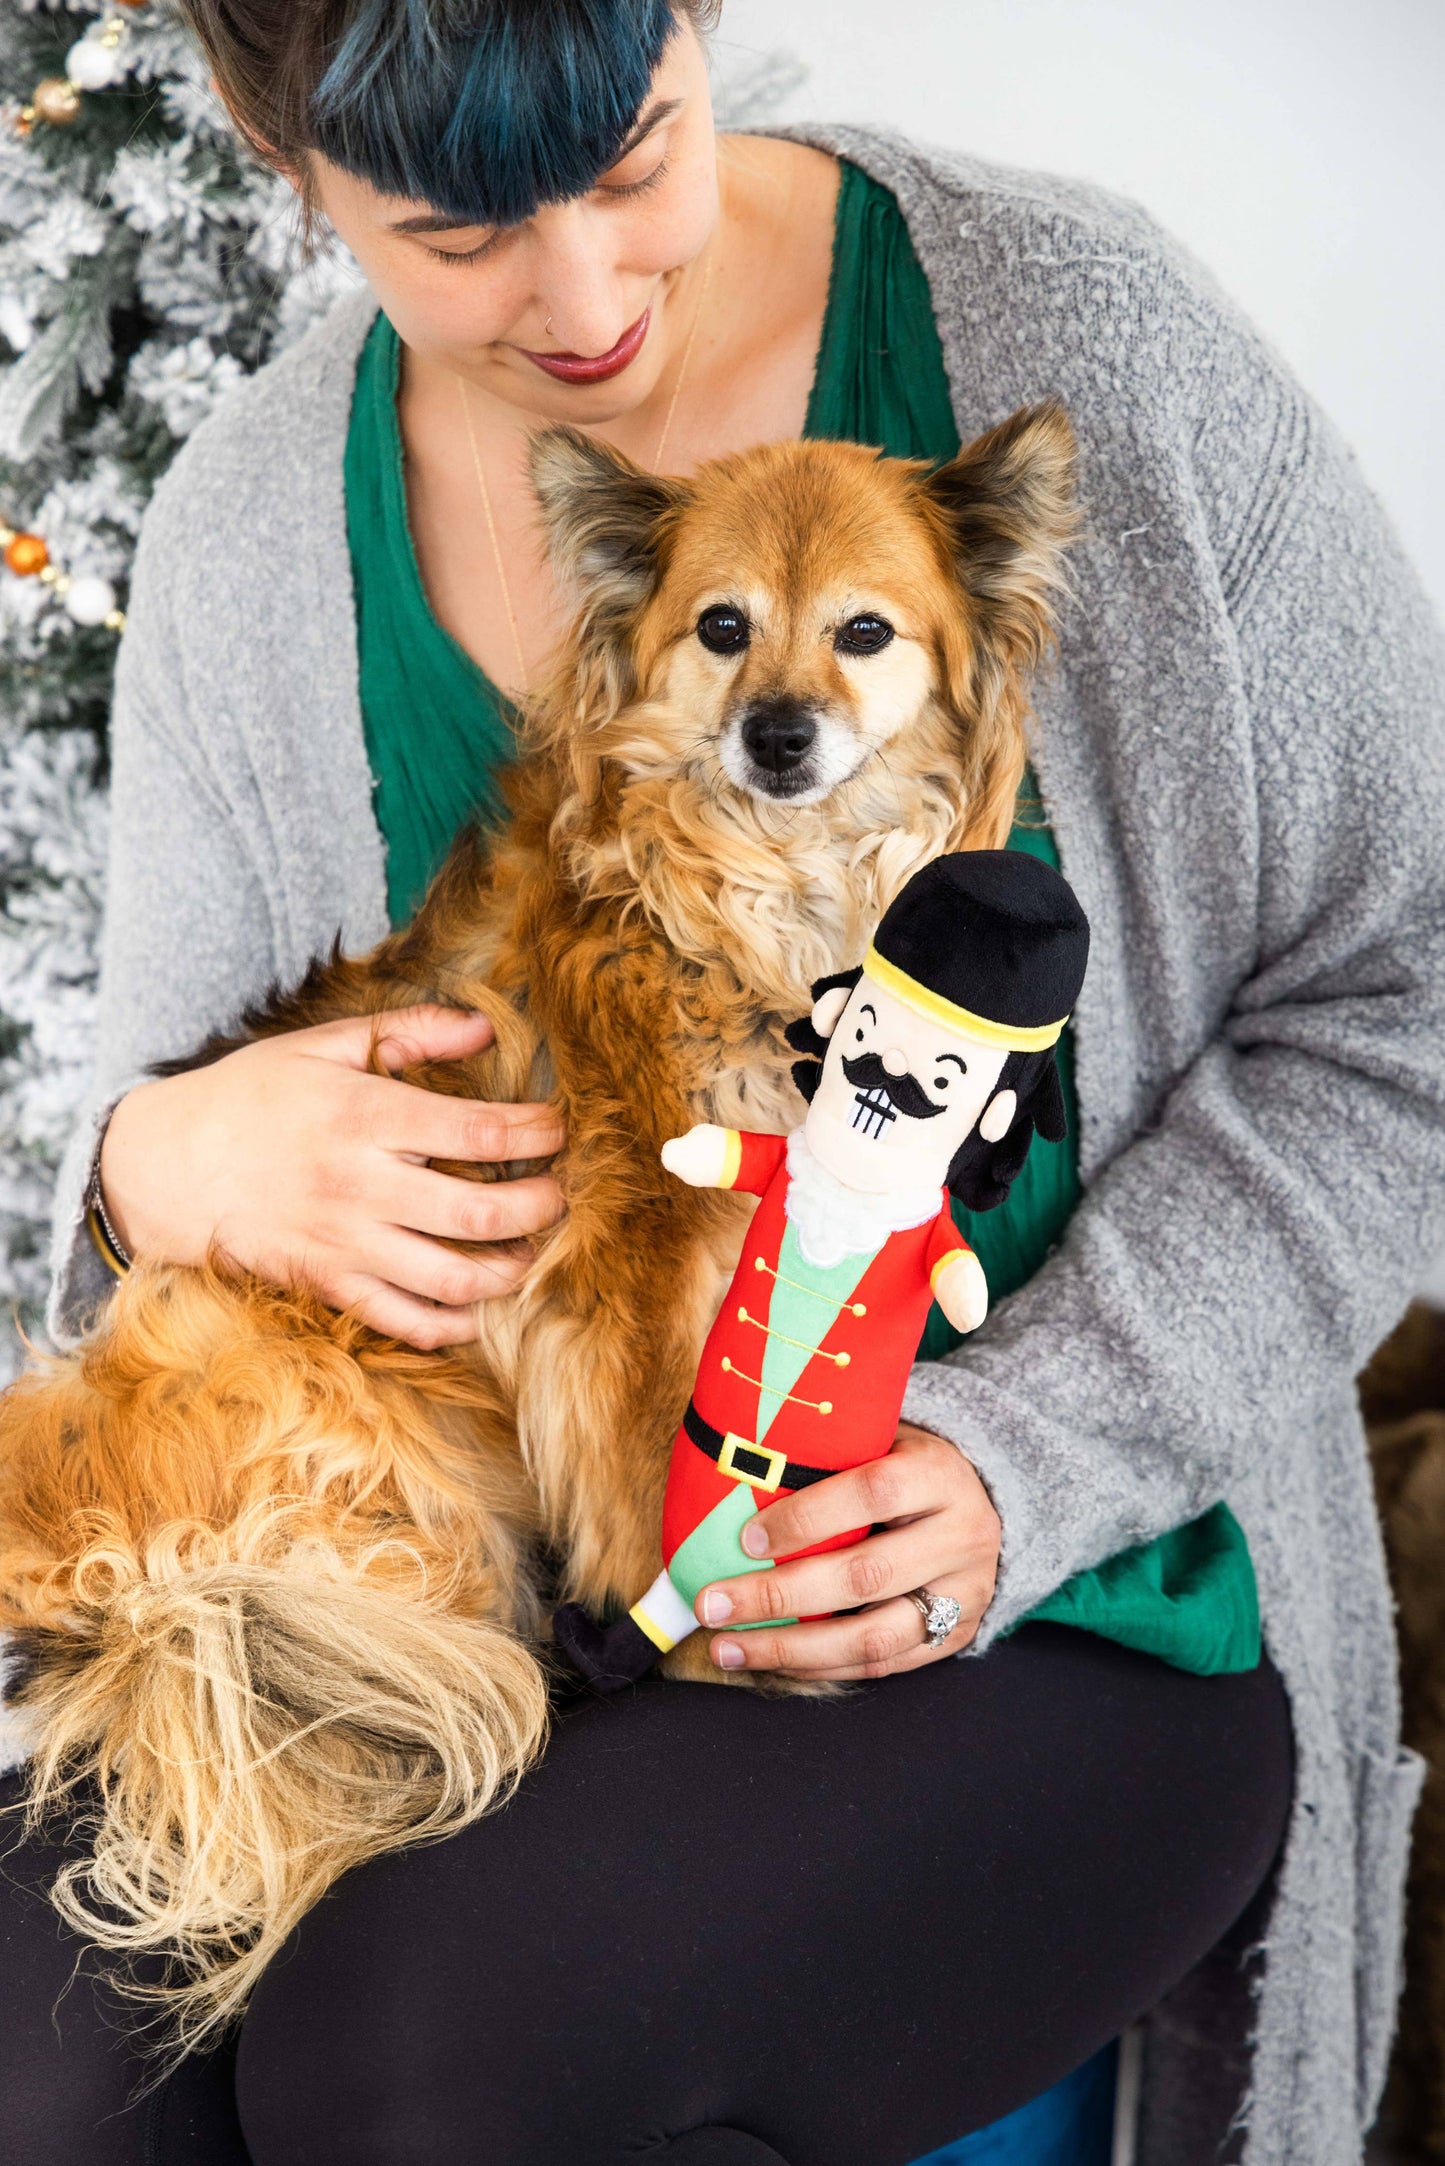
[519,309,651,385]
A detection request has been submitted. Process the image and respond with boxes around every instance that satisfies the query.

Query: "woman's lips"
[518,309,651,384]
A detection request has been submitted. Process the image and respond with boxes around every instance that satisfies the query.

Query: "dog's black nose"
[740,698,818,775]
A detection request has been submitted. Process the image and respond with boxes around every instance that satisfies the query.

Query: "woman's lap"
[0,1624,1292,2166]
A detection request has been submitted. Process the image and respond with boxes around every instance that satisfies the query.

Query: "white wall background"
[713,0,1445,619]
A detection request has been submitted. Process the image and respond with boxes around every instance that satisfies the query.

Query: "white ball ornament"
[64,576,118,628]
[65,37,122,91]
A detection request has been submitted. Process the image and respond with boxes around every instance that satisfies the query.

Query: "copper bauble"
[5,533,50,577]
[32,77,81,126]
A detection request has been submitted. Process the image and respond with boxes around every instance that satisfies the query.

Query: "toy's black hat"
[865,850,1089,1052]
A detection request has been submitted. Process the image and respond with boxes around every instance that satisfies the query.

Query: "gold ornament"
[31,77,82,126]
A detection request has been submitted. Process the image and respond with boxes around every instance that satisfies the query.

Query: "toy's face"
[804,971,1012,1194]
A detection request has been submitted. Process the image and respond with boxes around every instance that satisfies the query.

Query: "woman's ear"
[528,426,691,654]
[921,399,1077,675]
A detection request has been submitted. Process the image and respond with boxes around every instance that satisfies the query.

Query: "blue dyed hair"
[182,0,707,227]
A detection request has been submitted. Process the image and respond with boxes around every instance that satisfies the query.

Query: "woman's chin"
[454,332,671,429]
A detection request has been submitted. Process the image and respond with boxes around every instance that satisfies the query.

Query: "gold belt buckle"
[719,1432,786,1493]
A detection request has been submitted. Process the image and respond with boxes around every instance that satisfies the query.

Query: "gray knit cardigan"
[16,126,1445,2163]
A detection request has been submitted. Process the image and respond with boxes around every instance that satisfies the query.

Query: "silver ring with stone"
[908,1589,963,1649]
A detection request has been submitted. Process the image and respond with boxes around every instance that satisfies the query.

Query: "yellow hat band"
[862,944,1068,1053]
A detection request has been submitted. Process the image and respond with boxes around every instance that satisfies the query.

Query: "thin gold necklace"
[456,244,715,699]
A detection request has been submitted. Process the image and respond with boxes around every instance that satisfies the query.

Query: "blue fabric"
[906,2042,1117,2165]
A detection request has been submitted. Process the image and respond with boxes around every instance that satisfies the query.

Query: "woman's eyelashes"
[602,154,672,202]
[423,233,503,268]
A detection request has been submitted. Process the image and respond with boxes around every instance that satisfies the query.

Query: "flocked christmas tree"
[0,0,368,1378]
[0,1,804,1380]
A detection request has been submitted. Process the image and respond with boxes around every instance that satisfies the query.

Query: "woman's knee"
[655,2135,792,2165]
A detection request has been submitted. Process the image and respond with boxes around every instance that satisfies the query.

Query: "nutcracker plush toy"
[554,849,1090,1692]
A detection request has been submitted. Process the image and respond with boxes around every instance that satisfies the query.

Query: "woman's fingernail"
[715,1640,746,1670]
[700,1589,733,1626]
[741,1523,770,1559]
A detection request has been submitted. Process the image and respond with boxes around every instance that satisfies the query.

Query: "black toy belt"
[683,1400,835,1495]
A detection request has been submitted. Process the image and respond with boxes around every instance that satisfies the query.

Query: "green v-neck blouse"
[344,158,1259,1676]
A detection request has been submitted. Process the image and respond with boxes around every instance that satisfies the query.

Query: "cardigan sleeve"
[901,361,1445,1647]
[45,499,282,1349]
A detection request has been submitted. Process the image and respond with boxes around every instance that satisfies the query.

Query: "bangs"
[310,0,681,227]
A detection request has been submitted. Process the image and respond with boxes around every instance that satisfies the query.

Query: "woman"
[2,1,1440,2160]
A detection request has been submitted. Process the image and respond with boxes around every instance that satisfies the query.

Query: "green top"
[344,157,1259,1676]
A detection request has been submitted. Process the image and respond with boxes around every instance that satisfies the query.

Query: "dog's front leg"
[511,1176,745,1621]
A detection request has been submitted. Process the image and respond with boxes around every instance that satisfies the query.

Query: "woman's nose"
[882,1048,909,1076]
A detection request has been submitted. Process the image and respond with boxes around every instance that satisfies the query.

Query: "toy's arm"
[660,1126,788,1198]
[928,1212,989,1334]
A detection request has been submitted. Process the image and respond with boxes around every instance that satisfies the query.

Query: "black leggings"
[0,1625,1292,2166]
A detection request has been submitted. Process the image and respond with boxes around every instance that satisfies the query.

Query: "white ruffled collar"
[783,1127,943,1269]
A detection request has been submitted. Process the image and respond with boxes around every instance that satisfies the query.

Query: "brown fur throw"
[1363,1302,1445,2161]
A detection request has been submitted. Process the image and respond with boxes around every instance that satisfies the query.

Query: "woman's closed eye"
[424,231,504,268]
[600,154,672,202]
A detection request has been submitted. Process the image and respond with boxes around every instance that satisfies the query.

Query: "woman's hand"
[99,1004,566,1349]
[695,1422,1001,1680]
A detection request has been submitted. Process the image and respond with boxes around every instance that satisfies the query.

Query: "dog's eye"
[835,614,894,656]
[697,605,750,655]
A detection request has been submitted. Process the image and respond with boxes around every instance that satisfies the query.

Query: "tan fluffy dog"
[0,404,1075,2047]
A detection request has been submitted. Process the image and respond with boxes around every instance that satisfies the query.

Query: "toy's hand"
[660,1124,732,1188]
[934,1249,989,1333]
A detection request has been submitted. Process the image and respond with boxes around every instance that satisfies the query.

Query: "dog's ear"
[529,426,692,662]
[920,400,1077,673]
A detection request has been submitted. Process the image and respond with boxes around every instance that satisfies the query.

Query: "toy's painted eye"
[933,1076,951,1092]
[854,1027,865,1043]
[835,614,894,656]
[697,605,749,654]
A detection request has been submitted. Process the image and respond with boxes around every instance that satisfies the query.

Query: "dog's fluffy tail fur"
[0,1264,549,2054]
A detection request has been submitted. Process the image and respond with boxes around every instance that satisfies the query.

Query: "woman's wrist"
[96,1080,164,1263]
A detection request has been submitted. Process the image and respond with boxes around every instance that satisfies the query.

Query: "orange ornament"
[5,533,49,577]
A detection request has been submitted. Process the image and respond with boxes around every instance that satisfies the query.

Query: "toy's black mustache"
[841,1052,943,1121]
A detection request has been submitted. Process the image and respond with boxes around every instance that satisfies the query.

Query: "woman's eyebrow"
[389,207,494,237]
[611,95,683,163]
[387,99,684,236]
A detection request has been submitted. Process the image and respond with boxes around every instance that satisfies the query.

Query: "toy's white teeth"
[850,1087,897,1139]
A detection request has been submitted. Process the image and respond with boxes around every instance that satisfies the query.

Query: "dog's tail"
[0,1268,549,2059]
[8,1539,546,2053]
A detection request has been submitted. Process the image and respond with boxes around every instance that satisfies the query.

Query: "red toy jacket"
[661,1130,973,1567]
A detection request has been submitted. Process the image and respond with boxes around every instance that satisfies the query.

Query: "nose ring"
[545,313,554,338]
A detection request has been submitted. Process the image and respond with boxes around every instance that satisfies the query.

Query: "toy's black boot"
[552,1604,663,1695]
